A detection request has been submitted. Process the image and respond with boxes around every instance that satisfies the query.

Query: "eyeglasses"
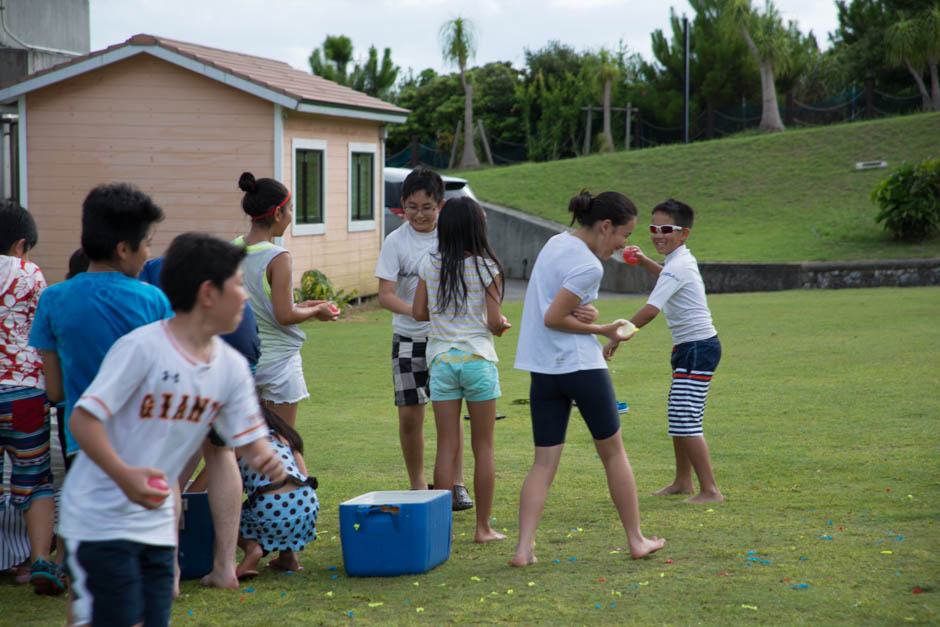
[649,224,684,234]
[404,205,438,214]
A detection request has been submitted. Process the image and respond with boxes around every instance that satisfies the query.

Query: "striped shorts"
[0,385,53,508]
[667,336,721,437]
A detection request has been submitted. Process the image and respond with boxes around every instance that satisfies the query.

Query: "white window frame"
[347,141,378,233]
[291,138,328,236]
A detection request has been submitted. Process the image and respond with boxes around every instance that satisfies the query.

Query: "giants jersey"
[60,320,268,546]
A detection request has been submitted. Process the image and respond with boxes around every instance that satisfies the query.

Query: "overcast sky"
[90,0,841,79]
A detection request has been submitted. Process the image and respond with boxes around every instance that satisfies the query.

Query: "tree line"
[309,0,940,167]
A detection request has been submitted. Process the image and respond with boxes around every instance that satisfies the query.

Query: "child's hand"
[118,467,171,510]
[311,301,340,321]
[598,319,634,342]
[245,444,286,484]
[603,339,621,361]
[622,246,645,265]
[492,314,511,336]
[571,303,599,323]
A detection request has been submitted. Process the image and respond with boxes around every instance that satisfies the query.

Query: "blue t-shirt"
[139,258,261,372]
[28,272,173,454]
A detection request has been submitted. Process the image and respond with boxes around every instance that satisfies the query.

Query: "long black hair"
[433,197,504,315]
[261,406,304,454]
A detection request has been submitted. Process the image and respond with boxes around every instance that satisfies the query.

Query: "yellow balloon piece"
[471,576,481,582]
[741,604,758,611]
[368,602,383,608]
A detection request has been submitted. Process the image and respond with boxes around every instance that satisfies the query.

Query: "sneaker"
[29,558,65,596]
[617,401,629,414]
[452,485,473,511]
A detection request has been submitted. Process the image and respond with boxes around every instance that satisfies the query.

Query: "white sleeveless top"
[235,236,305,368]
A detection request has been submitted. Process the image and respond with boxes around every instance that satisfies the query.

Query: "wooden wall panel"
[282,112,384,298]
[26,54,273,283]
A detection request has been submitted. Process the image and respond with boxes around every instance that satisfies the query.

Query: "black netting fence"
[387,87,924,167]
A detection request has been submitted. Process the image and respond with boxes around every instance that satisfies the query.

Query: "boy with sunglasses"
[603,199,723,504]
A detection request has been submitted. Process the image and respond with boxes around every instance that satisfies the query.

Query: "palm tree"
[729,0,790,132]
[310,35,355,84]
[440,17,480,169]
[596,49,620,152]
[885,5,940,112]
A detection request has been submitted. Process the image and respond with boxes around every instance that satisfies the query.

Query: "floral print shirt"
[0,256,46,389]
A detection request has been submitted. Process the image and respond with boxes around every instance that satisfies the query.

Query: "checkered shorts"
[392,334,430,407]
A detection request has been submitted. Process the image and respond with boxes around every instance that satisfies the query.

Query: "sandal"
[452,485,473,511]
[29,558,65,596]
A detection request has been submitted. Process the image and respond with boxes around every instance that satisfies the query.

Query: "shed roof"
[0,33,408,123]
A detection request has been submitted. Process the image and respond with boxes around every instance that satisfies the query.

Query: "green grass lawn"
[458,113,940,264]
[4,288,938,624]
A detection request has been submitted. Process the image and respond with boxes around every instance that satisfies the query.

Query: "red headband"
[251,191,291,221]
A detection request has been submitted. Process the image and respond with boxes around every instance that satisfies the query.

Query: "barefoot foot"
[200,568,239,589]
[683,491,724,504]
[629,536,666,560]
[474,528,508,543]
[265,553,302,572]
[508,552,537,567]
[236,542,263,579]
[652,483,694,496]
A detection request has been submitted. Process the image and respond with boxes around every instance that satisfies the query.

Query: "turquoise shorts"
[429,349,501,402]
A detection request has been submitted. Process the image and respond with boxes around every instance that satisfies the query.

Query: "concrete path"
[503,278,639,302]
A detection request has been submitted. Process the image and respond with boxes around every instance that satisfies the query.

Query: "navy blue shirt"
[139,258,261,373]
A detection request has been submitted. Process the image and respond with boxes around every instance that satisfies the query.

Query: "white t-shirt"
[375,222,437,338]
[418,252,499,364]
[647,245,717,345]
[514,232,608,374]
[60,320,269,547]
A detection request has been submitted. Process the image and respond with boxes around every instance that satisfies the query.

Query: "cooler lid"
[341,490,451,506]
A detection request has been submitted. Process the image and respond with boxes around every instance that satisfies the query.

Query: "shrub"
[294,269,358,309]
[871,157,940,242]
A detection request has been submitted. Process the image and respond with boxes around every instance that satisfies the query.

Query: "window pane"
[351,152,373,221]
[296,149,322,225]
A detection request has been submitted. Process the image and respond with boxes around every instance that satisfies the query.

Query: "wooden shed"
[0,34,408,294]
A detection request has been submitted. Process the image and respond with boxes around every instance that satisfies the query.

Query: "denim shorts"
[429,349,501,402]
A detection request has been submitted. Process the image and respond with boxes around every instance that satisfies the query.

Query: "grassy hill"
[458,113,940,263]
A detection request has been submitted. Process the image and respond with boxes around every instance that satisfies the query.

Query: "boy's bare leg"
[200,443,240,589]
[510,444,563,566]
[23,496,55,564]
[431,399,461,503]
[263,400,299,429]
[466,399,505,543]
[399,404,427,489]
[594,430,665,559]
[172,486,182,598]
[679,436,723,503]
[653,436,695,495]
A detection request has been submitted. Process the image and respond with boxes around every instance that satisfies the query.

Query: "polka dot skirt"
[240,486,319,553]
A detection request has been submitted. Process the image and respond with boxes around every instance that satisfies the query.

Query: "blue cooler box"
[340,490,452,576]
[178,492,215,580]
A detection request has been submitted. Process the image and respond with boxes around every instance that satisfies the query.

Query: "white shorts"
[255,352,309,405]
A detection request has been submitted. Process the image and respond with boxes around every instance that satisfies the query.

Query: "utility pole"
[683,14,690,144]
